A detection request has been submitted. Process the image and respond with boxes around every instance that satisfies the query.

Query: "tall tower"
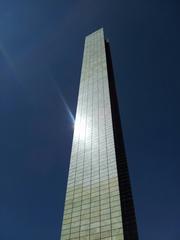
[60,29,138,240]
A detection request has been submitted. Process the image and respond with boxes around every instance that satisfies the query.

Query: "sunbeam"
[0,42,16,74]
[49,73,75,124]
[57,87,75,123]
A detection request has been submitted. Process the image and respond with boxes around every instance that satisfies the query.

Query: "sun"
[74,116,89,141]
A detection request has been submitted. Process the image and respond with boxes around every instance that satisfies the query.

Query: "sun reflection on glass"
[74,117,89,141]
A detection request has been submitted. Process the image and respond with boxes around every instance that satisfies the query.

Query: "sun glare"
[74,117,89,141]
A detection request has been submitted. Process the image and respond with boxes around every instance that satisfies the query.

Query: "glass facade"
[60,29,138,240]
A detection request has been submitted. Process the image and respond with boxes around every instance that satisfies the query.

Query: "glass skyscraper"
[60,28,138,240]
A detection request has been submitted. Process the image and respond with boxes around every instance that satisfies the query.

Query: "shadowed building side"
[105,41,139,240]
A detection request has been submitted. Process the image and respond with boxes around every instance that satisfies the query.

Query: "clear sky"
[0,0,179,239]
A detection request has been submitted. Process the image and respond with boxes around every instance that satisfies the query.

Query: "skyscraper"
[60,29,138,240]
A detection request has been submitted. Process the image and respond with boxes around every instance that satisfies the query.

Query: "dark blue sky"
[0,0,179,239]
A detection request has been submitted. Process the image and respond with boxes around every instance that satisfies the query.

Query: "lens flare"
[49,73,75,124]
[74,116,91,141]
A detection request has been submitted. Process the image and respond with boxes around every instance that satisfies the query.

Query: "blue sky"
[0,0,179,239]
